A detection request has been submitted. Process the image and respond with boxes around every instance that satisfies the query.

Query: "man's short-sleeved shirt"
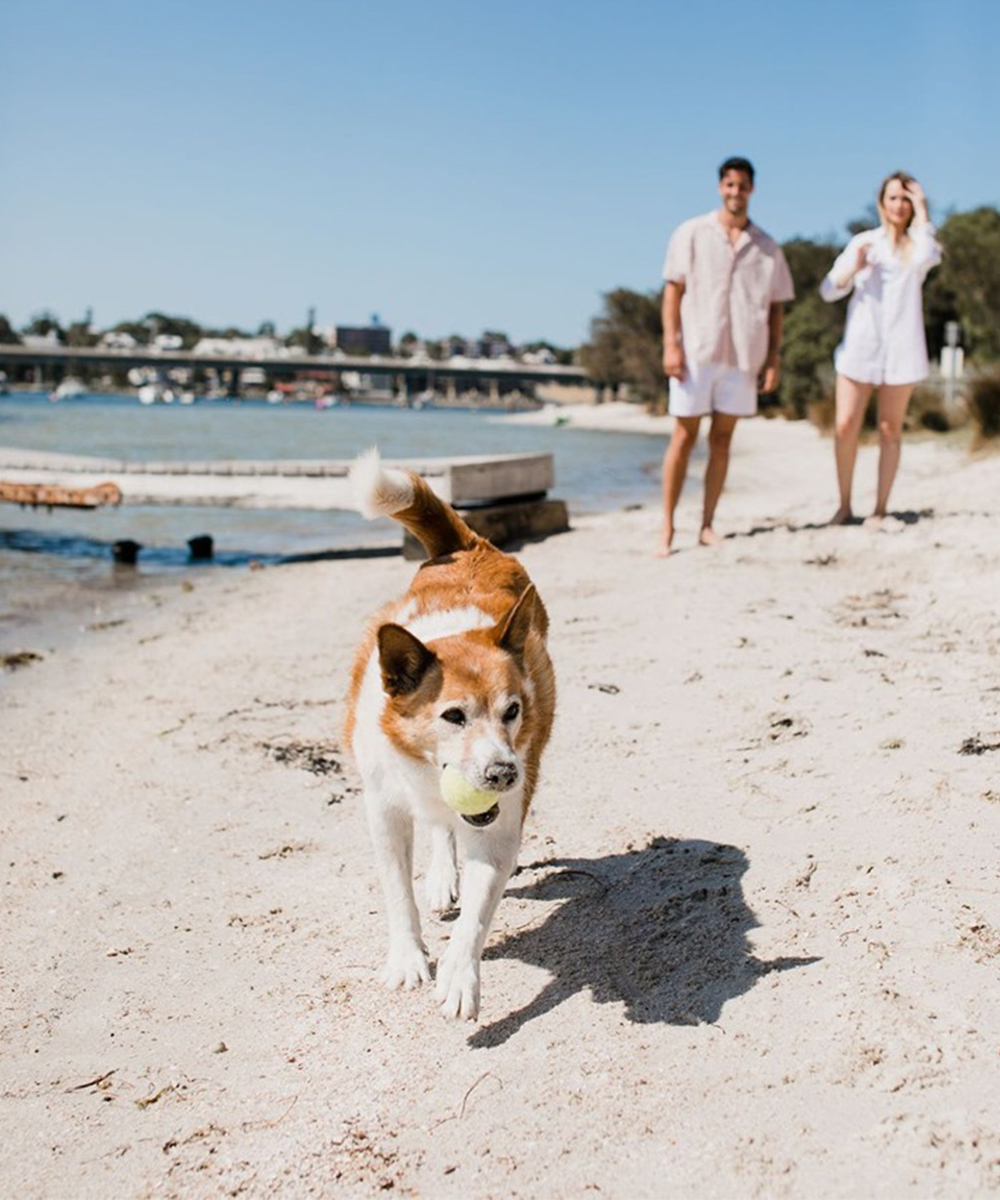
[662,211,795,375]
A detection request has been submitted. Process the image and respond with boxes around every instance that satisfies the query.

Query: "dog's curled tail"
[349,447,479,559]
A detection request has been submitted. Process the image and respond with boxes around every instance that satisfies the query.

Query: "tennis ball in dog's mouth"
[440,764,498,817]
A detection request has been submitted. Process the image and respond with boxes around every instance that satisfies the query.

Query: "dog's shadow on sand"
[470,836,818,1048]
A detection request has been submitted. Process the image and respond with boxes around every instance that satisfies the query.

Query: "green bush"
[906,385,950,433]
[968,371,1000,440]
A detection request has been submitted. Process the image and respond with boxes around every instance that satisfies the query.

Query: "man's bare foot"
[655,529,675,558]
[863,512,885,529]
[829,506,854,526]
[698,525,721,547]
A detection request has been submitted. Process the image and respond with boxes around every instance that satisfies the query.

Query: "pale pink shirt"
[662,211,795,375]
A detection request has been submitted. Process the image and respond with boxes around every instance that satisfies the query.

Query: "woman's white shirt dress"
[820,224,942,385]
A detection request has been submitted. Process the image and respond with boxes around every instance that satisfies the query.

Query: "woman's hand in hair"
[905,179,929,226]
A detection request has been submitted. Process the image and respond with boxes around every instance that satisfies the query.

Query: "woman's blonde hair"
[877,170,917,255]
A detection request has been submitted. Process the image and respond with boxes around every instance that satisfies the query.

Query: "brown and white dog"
[344,449,555,1020]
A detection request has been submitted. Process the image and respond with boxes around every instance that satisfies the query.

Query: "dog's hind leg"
[365,797,431,990]
[425,824,459,913]
[435,814,521,1020]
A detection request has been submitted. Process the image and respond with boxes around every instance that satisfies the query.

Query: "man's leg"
[871,382,915,521]
[832,374,874,524]
[700,412,739,545]
[659,416,701,555]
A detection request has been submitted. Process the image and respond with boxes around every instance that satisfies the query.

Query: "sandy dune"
[2,416,999,1198]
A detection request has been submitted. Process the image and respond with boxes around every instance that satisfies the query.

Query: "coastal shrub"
[775,288,842,418]
[807,386,952,436]
[905,384,950,433]
[579,288,666,412]
[968,371,1000,441]
[806,395,836,431]
[806,393,878,433]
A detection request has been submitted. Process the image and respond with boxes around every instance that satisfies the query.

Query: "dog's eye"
[441,708,466,726]
[503,701,521,723]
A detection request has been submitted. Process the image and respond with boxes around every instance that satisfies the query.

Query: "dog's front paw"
[425,860,459,913]
[380,942,431,991]
[435,948,481,1020]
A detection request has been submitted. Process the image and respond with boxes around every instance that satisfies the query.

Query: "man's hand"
[758,357,781,394]
[663,341,686,381]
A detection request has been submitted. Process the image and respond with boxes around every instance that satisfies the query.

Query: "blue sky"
[2,0,997,346]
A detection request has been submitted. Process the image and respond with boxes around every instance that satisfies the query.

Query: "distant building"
[334,322,391,356]
[443,335,471,359]
[21,331,63,350]
[192,336,286,360]
[100,331,139,350]
[475,332,513,359]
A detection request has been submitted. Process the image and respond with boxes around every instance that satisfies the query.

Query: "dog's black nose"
[483,761,518,789]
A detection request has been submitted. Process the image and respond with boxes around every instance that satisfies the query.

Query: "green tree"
[924,206,1000,362]
[579,287,664,409]
[66,320,98,348]
[23,311,65,341]
[141,312,205,347]
[0,314,21,344]
[286,326,322,355]
[111,319,150,345]
[775,237,845,416]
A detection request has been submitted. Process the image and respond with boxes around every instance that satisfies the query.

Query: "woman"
[820,172,942,524]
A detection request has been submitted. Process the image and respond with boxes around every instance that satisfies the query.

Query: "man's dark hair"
[719,156,755,184]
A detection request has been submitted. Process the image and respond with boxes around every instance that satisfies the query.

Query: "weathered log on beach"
[0,479,123,509]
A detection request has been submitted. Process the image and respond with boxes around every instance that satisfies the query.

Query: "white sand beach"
[2,415,999,1199]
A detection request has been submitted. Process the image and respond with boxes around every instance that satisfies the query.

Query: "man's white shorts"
[668,362,758,418]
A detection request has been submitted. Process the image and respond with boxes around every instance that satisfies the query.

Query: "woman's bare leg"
[658,416,701,555]
[871,383,915,520]
[832,374,874,524]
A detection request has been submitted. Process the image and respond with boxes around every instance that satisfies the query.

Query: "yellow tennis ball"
[440,764,497,816]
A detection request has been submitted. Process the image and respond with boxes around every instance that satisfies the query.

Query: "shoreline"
[494,397,672,434]
[0,414,986,662]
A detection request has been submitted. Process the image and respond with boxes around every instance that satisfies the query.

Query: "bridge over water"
[0,343,595,402]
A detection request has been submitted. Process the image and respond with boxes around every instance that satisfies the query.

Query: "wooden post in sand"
[112,539,142,565]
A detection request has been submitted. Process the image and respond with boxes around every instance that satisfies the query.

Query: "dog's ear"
[378,624,437,696]
[494,585,536,658]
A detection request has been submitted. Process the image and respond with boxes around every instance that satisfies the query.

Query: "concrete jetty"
[0,448,569,551]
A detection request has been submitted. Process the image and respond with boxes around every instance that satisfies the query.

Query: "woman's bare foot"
[698,525,721,547]
[829,505,854,526]
[655,528,675,558]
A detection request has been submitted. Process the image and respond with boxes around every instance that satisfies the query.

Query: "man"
[658,156,794,555]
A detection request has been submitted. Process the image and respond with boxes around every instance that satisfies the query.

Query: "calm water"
[0,393,667,612]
